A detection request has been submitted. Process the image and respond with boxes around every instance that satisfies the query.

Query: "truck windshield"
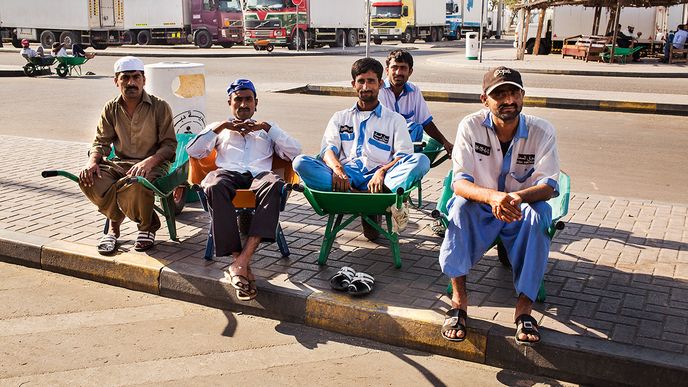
[218,0,241,12]
[373,6,402,18]
[244,0,287,10]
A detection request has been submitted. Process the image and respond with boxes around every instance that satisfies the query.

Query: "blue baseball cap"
[227,79,256,97]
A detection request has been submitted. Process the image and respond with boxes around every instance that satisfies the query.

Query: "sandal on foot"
[236,285,257,301]
[227,272,250,292]
[515,314,541,346]
[134,231,156,252]
[431,219,446,238]
[97,234,118,255]
[347,272,374,296]
[329,266,356,291]
[441,308,468,342]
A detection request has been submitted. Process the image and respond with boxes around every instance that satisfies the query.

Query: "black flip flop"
[441,308,468,342]
[515,314,541,346]
[97,234,117,256]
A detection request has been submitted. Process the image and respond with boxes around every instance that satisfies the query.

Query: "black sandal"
[515,314,541,346]
[441,308,468,342]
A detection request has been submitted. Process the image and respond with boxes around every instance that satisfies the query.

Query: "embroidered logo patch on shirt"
[474,142,491,156]
[516,154,535,165]
[373,131,390,144]
[339,125,354,134]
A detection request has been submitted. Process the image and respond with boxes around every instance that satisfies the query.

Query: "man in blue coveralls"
[439,67,560,346]
[293,58,430,240]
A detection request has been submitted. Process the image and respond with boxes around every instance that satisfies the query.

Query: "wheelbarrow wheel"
[496,241,511,268]
[23,63,36,77]
[56,63,69,78]
[172,185,187,215]
[266,44,274,52]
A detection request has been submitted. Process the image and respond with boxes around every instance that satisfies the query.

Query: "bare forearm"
[380,157,401,174]
[322,150,343,172]
[453,179,498,205]
[423,121,450,146]
[512,184,554,203]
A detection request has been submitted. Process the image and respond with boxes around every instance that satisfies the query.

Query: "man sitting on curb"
[79,56,177,254]
[186,79,301,301]
[293,58,430,240]
[439,67,560,346]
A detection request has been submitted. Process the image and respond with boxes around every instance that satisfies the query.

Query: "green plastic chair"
[435,171,571,302]
[297,182,417,268]
[41,132,194,241]
[411,134,451,208]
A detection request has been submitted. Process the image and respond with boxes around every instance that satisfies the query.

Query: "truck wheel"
[401,31,414,44]
[373,37,382,45]
[40,30,56,49]
[122,30,135,44]
[59,31,78,49]
[331,29,346,47]
[345,29,358,47]
[194,30,212,48]
[137,30,152,45]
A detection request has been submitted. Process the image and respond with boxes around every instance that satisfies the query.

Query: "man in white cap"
[79,56,177,254]
[187,78,301,301]
[439,67,560,346]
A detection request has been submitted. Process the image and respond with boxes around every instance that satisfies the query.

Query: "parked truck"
[123,0,243,48]
[0,0,125,49]
[516,4,688,55]
[444,0,502,40]
[371,0,446,44]
[243,0,366,50]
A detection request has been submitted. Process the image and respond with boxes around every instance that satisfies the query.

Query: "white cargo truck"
[243,0,367,49]
[0,0,124,49]
[516,4,687,55]
[371,0,446,44]
[444,0,502,40]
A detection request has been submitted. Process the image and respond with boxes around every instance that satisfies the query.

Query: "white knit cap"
[114,56,144,73]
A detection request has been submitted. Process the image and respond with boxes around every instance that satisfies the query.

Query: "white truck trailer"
[123,0,191,45]
[0,0,124,49]
[445,0,502,40]
[517,4,687,54]
[371,0,446,44]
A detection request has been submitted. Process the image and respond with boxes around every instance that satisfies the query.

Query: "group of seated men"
[19,39,95,61]
[76,53,560,346]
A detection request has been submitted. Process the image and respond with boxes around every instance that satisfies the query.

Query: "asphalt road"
[0,50,686,203]
[0,261,576,386]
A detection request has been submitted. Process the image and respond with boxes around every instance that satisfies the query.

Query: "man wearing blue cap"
[187,79,301,300]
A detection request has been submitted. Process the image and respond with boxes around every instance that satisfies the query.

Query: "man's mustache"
[499,103,517,110]
[126,86,138,91]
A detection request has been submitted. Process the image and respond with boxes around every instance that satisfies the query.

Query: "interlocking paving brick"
[2,134,688,355]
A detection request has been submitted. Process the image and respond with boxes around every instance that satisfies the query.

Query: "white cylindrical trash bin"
[144,62,207,135]
[465,32,479,60]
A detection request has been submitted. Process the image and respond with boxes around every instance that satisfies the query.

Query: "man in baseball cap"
[438,66,560,346]
[187,78,301,301]
[78,56,176,255]
[19,39,37,58]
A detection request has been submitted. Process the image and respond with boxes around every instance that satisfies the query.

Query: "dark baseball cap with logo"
[482,66,524,95]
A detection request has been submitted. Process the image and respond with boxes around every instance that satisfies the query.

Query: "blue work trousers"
[292,153,430,193]
[439,196,552,301]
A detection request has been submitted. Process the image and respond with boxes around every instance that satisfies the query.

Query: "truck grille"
[372,21,395,28]
[253,31,273,38]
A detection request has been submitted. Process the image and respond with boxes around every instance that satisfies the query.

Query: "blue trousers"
[439,196,552,301]
[292,153,430,192]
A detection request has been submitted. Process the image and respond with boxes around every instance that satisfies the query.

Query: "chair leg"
[275,222,290,258]
[203,227,214,261]
[103,218,110,234]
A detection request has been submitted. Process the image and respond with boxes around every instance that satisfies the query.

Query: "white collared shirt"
[321,103,413,171]
[186,119,302,176]
[453,110,560,195]
[20,47,37,57]
[378,80,433,127]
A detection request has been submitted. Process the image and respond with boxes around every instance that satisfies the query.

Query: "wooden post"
[592,6,601,35]
[516,7,527,60]
[606,5,617,35]
[522,9,531,56]
[533,7,545,55]
[610,1,621,64]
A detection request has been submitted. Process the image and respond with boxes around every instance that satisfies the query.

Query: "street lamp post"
[366,0,371,57]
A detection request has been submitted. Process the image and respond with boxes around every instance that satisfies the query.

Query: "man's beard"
[494,103,521,121]
[359,91,377,103]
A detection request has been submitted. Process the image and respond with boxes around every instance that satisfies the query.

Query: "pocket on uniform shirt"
[340,133,355,141]
[253,132,273,155]
[510,168,535,183]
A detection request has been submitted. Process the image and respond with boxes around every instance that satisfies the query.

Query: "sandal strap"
[99,234,117,243]
[352,271,374,284]
[515,314,539,333]
[136,231,155,243]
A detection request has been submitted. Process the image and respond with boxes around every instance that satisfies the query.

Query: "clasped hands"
[79,155,159,187]
[217,119,270,136]
[332,166,386,193]
[490,191,523,223]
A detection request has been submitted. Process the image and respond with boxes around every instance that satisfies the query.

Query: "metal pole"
[296,7,299,52]
[479,0,485,62]
[366,0,371,57]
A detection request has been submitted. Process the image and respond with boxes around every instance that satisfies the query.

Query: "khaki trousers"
[80,159,169,232]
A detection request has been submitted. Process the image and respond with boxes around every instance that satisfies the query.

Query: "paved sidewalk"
[1,135,687,385]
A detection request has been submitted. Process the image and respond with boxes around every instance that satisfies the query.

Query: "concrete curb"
[1,233,686,385]
[280,84,688,116]
[0,68,25,77]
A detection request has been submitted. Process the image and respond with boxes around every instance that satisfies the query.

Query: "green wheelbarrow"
[55,56,89,78]
[295,182,418,269]
[41,133,194,241]
[22,56,56,77]
[410,134,451,208]
[433,171,571,302]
